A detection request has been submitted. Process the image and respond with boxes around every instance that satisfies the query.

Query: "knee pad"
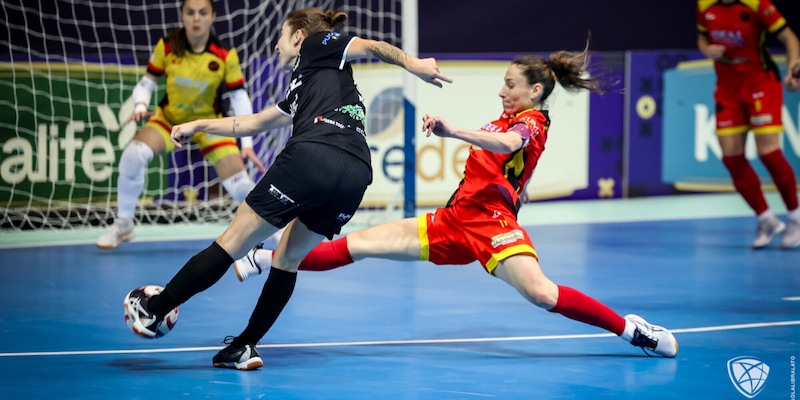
[221,169,255,203]
[116,140,154,219]
[118,140,154,181]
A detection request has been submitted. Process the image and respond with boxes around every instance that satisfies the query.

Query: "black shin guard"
[149,241,233,317]
[232,267,297,347]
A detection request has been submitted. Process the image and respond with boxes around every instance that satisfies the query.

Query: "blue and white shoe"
[625,314,678,358]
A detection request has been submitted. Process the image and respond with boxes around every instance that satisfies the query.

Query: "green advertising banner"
[0,62,166,207]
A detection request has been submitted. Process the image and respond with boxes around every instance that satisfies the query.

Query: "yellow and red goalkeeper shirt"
[146,34,246,124]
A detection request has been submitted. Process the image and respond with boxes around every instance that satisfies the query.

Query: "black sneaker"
[212,336,264,370]
[124,286,165,338]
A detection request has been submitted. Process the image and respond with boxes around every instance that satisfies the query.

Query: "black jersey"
[277,31,371,168]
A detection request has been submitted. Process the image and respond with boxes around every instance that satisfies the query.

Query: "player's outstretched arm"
[346,38,453,87]
[170,106,292,148]
[422,114,524,154]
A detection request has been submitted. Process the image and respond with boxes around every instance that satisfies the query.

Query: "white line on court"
[1,319,798,358]
[783,296,800,301]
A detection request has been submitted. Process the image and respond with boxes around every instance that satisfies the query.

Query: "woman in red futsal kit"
[697,0,800,248]
[236,46,680,358]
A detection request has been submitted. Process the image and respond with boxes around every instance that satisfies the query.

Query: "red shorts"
[418,196,538,275]
[714,76,784,136]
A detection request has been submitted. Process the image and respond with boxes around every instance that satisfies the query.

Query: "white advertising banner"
[353,61,591,207]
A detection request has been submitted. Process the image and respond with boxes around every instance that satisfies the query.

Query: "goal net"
[0,0,407,231]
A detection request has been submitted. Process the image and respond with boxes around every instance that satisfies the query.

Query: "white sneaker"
[782,218,800,249]
[751,215,785,248]
[234,244,272,282]
[261,227,285,250]
[96,218,135,249]
[624,314,678,358]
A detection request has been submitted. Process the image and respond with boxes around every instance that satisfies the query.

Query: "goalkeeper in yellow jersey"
[97,0,282,249]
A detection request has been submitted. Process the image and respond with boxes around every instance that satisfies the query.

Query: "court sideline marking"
[1,319,797,358]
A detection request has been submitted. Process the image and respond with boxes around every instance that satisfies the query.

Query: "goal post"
[402,0,418,219]
[0,0,415,231]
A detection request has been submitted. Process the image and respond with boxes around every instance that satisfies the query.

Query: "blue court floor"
[0,193,798,399]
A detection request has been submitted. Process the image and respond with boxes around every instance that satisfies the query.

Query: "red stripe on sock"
[548,285,626,336]
[298,237,354,271]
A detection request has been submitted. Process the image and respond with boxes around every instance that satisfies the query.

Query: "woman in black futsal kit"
[123,7,452,370]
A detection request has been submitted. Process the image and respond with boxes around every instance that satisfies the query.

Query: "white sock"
[115,217,134,230]
[787,208,800,222]
[254,248,273,269]
[221,169,255,203]
[620,319,636,343]
[116,141,153,220]
[757,210,775,221]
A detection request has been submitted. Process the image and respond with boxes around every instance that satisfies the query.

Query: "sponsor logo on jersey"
[481,123,503,132]
[174,76,209,93]
[335,104,365,123]
[322,32,341,45]
[710,30,744,47]
[490,230,524,248]
[740,10,750,22]
[314,115,345,129]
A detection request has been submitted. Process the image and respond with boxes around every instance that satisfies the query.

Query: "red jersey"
[696,0,786,84]
[448,109,549,213]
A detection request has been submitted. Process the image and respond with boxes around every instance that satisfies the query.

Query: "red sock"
[548,285,626,335]
[760,149,799,211]
[297,237,354,271]
[722,154,768,214]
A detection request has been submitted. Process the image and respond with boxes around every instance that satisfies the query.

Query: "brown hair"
[284,7,348,35]
[165,0,216,57]
[512,42,609,103]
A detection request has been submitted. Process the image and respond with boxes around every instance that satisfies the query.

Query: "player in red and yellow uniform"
[423,108,548,272]
[145,35,246,156]
[234,50,680,358]
[97,0,279,250]
[697,0,800,248]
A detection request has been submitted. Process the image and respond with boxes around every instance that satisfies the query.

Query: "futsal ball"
[123,285,179,339]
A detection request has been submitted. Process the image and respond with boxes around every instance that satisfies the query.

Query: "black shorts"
[245,141,372,239]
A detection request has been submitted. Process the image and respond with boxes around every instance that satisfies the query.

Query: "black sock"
[149,241,233,318]
[231,267,297,347]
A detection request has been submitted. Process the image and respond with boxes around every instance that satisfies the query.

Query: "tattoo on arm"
[232,118,239,136]
[370,42,408,67]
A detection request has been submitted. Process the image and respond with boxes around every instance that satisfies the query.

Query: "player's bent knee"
[118,140,154,180]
